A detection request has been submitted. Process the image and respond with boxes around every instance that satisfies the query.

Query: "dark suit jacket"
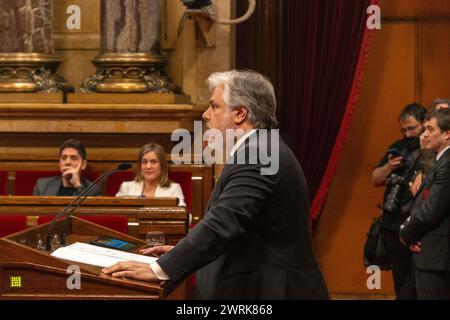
[157,131,329,299]
[400,148,450,271]
[32,176,102,196]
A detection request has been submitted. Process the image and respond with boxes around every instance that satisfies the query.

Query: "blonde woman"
[116,143,185,206]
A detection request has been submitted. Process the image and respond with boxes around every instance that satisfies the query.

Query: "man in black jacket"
[103,69,329,299]
[400,108,450,299]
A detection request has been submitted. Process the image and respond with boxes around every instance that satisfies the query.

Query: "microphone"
[117,162,132,171]
[44,162,132,250]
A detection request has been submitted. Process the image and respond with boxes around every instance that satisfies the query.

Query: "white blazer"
[115,180,186,207]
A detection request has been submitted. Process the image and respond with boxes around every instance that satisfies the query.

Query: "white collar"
[229,129,257,157]
[436,145,450,161]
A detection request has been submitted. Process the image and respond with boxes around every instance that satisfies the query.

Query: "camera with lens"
[383,173,409,213]
[382,136,421,214]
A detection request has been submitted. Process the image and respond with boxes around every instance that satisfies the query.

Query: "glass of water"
[146,231,165,247]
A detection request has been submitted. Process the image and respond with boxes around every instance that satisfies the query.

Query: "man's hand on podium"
[102,261,158,282]
[140,245,174,257]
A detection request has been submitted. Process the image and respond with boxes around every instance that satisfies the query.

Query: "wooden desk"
[0,164,213,223]
[0,196,188,244]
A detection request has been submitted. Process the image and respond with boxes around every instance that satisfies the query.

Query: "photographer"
[372,103,427,298]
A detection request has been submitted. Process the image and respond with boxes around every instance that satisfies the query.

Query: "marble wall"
[0,0,54,53]
[101,0,161,54]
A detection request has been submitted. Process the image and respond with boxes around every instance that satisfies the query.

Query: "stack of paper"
[51,242,156,268]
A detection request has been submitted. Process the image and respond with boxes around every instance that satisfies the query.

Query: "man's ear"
[232,106,248,125]
[81,160,87,171]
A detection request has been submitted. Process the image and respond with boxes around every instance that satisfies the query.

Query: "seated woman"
[116,143,186,206]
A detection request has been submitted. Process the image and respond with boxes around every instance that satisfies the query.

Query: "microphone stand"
[58,181,105,246]
[45,163,131,251]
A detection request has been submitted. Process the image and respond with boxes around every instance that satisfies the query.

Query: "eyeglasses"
[400,124,420,134]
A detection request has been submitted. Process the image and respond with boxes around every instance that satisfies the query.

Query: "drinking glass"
[146,231,165,247]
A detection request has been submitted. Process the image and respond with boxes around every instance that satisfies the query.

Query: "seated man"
[32,139,101,196]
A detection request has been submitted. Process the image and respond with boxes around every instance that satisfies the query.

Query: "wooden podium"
[0,216,184,300]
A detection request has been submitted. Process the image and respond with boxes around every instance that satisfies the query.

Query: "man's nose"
[202,108,211,121]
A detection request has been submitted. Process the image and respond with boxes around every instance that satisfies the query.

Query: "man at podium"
[103,70,329,300]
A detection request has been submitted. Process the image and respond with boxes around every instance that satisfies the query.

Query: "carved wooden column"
[0,0,72,92]
[81,0,176,93]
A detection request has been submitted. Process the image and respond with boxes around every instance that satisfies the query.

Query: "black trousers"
[416,268,450,299]
[382,228,416,299]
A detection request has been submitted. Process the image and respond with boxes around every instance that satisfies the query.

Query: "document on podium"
[51,242,157,268]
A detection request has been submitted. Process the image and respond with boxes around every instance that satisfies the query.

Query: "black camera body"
[383,173,409,213]
[382,136,421,215]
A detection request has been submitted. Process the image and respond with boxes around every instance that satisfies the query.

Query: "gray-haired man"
[103,70,328,299]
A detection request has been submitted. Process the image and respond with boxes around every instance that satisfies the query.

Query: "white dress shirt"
[436,145,450,162]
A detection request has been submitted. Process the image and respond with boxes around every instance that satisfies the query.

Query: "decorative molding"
[80,53,178,93]
[53,33,100,50]
[0,53,73,93]
[0,103,201,133]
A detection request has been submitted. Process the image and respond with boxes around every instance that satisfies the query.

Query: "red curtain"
[280,0,377,224]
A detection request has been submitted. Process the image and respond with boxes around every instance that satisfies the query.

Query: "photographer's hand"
[372,154,405,187]
[387,154,404,170]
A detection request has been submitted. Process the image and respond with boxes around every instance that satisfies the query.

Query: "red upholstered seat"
[37,215,128,234]
[14,170,99,195]
[37,215,55,225]
[0,171,7,195]
[168,171,192,212]
[0,215,28,237]
[105,170,193,212]
[105,171,134,197]
[14,170,60,195]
